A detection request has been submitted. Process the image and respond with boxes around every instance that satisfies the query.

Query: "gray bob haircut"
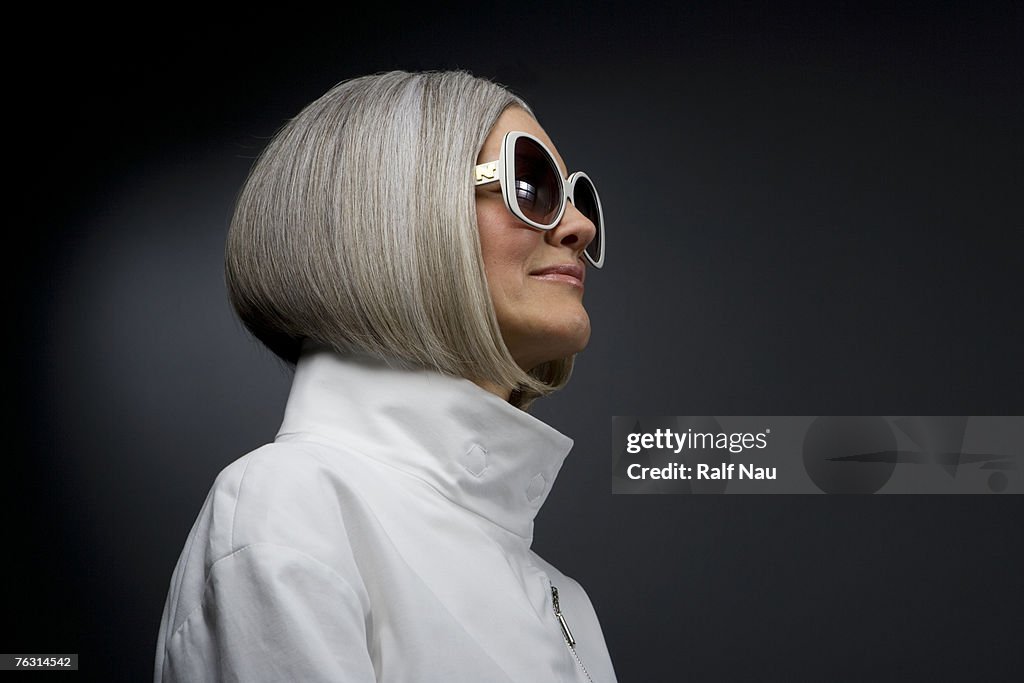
[225,70,573,407]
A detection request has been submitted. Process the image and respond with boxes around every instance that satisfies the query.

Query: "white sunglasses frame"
[473,131,605,269]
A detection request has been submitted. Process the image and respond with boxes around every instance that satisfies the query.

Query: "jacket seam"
[228,454,255,552]
[165,541,364,647]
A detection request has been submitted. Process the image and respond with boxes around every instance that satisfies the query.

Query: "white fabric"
[154,342,617,682]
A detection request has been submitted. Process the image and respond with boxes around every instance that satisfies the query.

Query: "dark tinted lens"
[573,176,603,264]
[513,136,562,224]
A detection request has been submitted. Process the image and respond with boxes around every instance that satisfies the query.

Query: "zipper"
[551,585,594,683]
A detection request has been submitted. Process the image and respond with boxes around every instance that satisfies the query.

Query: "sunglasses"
[473,131,605,269]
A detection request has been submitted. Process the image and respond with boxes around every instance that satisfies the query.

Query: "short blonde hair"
[225,70,573,407]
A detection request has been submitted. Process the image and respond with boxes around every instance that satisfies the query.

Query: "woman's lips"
[530,263,585,288]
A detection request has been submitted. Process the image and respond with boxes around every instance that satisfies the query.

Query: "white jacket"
[154,343,618,682]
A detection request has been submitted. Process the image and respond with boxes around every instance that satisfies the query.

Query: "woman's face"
[475,107,598,373]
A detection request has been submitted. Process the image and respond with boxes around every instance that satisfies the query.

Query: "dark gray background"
[8,2,1023,680]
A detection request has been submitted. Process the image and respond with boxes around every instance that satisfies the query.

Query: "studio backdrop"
[8,3,1023,680]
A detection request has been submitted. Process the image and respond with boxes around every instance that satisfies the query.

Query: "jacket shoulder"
[201,441,357,560]
[156,441,378,682]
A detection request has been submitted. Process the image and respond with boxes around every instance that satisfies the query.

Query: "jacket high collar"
[275,342,574,540]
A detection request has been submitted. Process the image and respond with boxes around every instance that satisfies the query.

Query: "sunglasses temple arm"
[473,161,500,185]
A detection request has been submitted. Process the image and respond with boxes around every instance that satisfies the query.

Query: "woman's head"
[226,70,596,407]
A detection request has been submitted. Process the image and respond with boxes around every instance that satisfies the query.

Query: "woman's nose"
[547,199,597,258]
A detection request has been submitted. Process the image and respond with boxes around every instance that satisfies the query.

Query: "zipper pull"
[551,585,576,649]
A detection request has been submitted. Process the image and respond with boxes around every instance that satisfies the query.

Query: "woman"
[155,70,616,682]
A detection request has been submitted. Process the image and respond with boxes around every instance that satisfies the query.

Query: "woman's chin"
[514,322,592,371]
